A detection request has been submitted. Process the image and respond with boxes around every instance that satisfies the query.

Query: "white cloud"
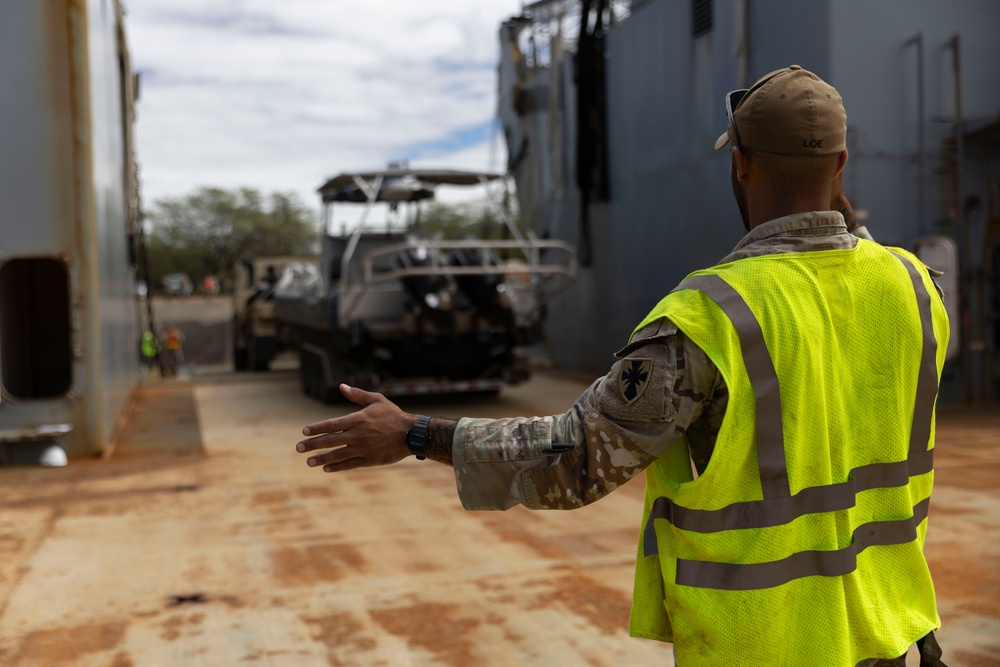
[126,0,518,214]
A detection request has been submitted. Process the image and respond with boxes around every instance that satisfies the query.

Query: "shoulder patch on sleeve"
[619,358,653,405]
[601,337,678,423]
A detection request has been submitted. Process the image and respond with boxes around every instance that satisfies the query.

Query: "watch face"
[407,416,431,457]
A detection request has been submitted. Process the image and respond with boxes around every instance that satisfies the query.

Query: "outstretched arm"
[295,322,724,514]
[295,384,457,471]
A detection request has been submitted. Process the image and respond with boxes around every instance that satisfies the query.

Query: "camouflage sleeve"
[451,319,724,511]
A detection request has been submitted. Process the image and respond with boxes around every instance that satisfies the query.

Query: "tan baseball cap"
[714,65,847,155]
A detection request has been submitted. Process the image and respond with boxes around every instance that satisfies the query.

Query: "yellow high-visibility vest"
[628,240,949,666]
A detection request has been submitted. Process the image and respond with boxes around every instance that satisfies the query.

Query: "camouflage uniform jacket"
[451,211,866,511]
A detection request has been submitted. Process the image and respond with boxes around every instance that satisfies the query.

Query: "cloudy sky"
[126,1,524,210]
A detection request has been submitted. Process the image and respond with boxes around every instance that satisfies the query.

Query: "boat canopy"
[318,168,505,203]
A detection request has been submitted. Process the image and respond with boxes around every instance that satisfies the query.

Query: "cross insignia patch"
[619,358,653,405]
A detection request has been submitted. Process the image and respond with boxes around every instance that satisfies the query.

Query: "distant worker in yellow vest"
[140,330,160,374]
[295,65,950,666]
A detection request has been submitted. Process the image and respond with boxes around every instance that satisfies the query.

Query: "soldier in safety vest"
[295,65,950,667]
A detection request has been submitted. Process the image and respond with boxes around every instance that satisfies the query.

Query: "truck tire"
[300,350,317,397]
[315,374,333,403]
[233,346,249,371]
[249,335,274,372]
[299,348,343,403]
[233,318,249,371]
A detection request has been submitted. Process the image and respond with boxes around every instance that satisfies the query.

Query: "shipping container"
[0,0,143,461]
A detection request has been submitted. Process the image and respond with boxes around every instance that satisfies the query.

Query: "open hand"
[296,384,417,472]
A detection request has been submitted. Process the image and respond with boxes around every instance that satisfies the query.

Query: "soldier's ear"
[834,149,848,178]
[731,147,750,182]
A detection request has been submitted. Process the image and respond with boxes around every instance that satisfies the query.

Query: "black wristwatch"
[406,415,432,460]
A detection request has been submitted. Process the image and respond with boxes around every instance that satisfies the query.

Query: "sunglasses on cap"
[725,89,749,150]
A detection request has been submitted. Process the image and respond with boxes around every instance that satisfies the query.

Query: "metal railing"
[338,238,576,328]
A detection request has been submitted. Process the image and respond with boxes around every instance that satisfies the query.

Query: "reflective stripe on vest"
[642,251,939,591]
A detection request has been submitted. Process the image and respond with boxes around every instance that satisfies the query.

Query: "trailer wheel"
[234,346,248,371]
[316,375,333,403]
[300,350,316,397]
[311,365,324,400]
[301,350,327,400]
[299,349,346,403]
[248,335,273,371]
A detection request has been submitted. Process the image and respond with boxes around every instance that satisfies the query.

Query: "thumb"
[340,383,384,407]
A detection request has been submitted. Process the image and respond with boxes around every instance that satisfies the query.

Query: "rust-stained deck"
[0,371,996,666]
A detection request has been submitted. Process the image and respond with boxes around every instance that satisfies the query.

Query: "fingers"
[303,444,368,473]
[301,443,382,473]
[339,383,384,408]
[296,385,410,472]
[304,444,355,468]
[319,457,372,473]
[300,421,340,439]
[301,411,361,438]
[300,385,386,437]
[296,431,351,453]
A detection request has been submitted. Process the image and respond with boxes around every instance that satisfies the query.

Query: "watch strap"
[406,415,432,460]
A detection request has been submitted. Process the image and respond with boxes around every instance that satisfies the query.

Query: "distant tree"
[415,198,522,242]
[145,187,317,292]
[414,202,481,238]
[413,198,533,263]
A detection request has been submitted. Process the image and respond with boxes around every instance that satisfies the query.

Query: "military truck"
[232,256,310,371]
[273,166,576,401]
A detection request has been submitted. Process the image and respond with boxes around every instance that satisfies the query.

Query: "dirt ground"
[0,369,997,666]
[919,406,1000,666]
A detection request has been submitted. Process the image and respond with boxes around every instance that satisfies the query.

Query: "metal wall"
[0,0,140,459]
[826,0,999,245]
[501,0,1000,401]
[827,0,1000,402]
[85,0,141,451]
